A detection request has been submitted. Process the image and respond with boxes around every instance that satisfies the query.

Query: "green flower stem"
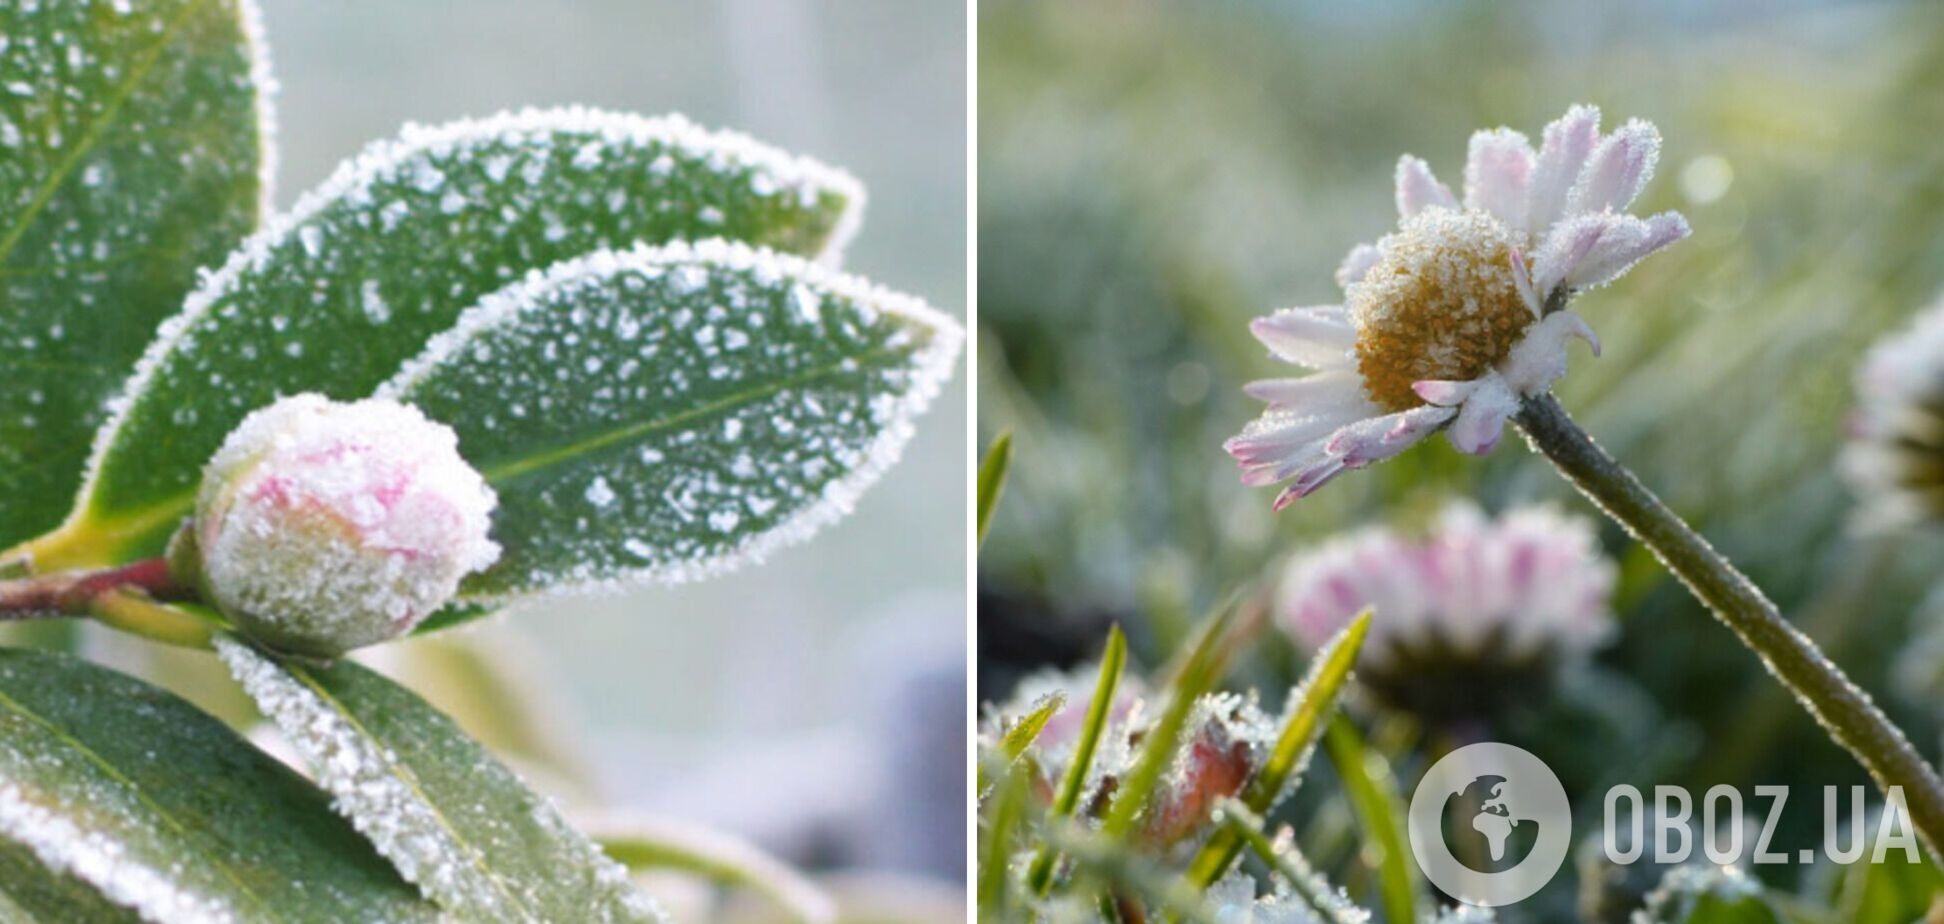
[1514,392,1944,855]
[88,591,217,651]
[0,557,215,650]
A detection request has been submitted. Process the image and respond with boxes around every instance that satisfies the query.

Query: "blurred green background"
[978,0,1944,918]
[68,1,966,912]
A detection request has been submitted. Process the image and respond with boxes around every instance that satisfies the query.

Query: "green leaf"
[1821,834,1942,923]
[1323,716,1422,924]
[0,837,141,923]
[0,646,438,923]
[19,108,862,571]
[1637,868,1786,924]
[977,690,1063,797]
[1184,609,1370,889]
[591,818,835,924]
[976,429,1013,547]
[1214,799,1369,924]
[1027,623,1125,894]
[216,635,664,923]
[0,0,269,550]
[977,760,1030,921]
[381,239,961,604]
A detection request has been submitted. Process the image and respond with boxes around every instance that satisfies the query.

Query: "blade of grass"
[1324,715,1423,924]
[976,429,1014,547]
[1027,624,1127,894]
[1183,609,1370,888]
[979,760,1030,921]
[1100,595,1244,840]
[1214,799,1368,924]
[1040,819,1223,924]
[977,691,1066,798]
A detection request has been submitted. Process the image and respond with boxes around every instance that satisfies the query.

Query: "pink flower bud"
[182,394,500,657]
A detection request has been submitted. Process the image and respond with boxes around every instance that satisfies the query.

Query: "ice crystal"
[218,638,664,923]
[0,780,236,923]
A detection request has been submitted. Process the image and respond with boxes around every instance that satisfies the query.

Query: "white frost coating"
[216,638,664,924]
[0,781,236,923]
[215,636,501,918]
[235,0,279,219]
[59,105,865,542]
[379,237,964,602]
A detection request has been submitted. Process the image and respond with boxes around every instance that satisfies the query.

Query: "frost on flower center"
[1348,209,1533,410]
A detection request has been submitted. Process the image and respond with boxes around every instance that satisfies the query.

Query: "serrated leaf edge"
[379,236,965,603]
[48,106,866,554]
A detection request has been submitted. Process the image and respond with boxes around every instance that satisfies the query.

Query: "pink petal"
[1562,211,1690,290]
[1242,370,1367,411]
[1501,311,1600,395]
[1526,105,1601,235]
[1566,119,1661,216]
[1445,375,1518,455]
[1530,213,1614,298]
[1335,243,1382,290]
[1250,308,1356,369]
[1326,406,1453,463]
[1413,378,1478,406]
[1395,155,1456,219]
[1509,248,1542,316]
[1463,128,1535,234]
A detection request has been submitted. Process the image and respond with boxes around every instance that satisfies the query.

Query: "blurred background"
[76,2,966,918]
[979,0,1944,919]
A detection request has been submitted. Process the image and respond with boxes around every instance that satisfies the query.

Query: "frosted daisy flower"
[1843,296,1944,527]
[1227,105,1690,507]
[1277,502,1615,720]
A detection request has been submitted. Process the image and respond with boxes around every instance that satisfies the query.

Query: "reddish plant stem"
[0,558,185,618]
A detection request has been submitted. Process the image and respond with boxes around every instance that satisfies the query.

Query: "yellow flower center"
[1348,209,1534,411]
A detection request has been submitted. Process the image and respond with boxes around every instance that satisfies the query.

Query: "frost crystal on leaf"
[0,0,272,549]
[381,237,964,602]
[0,781,237,924]
[217,637,665,924]
[62,106,866,564]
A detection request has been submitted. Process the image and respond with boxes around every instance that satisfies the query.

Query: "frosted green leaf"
[20,107,861,571]
[0,838,141,923]
[0,0,271,551]
[381,238,963,603]
[217,636,665,923]
[0,646,438,923]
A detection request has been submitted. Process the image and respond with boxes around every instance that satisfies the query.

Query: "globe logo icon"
[1441,774,1542,873]
[1408,743,1572,907]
